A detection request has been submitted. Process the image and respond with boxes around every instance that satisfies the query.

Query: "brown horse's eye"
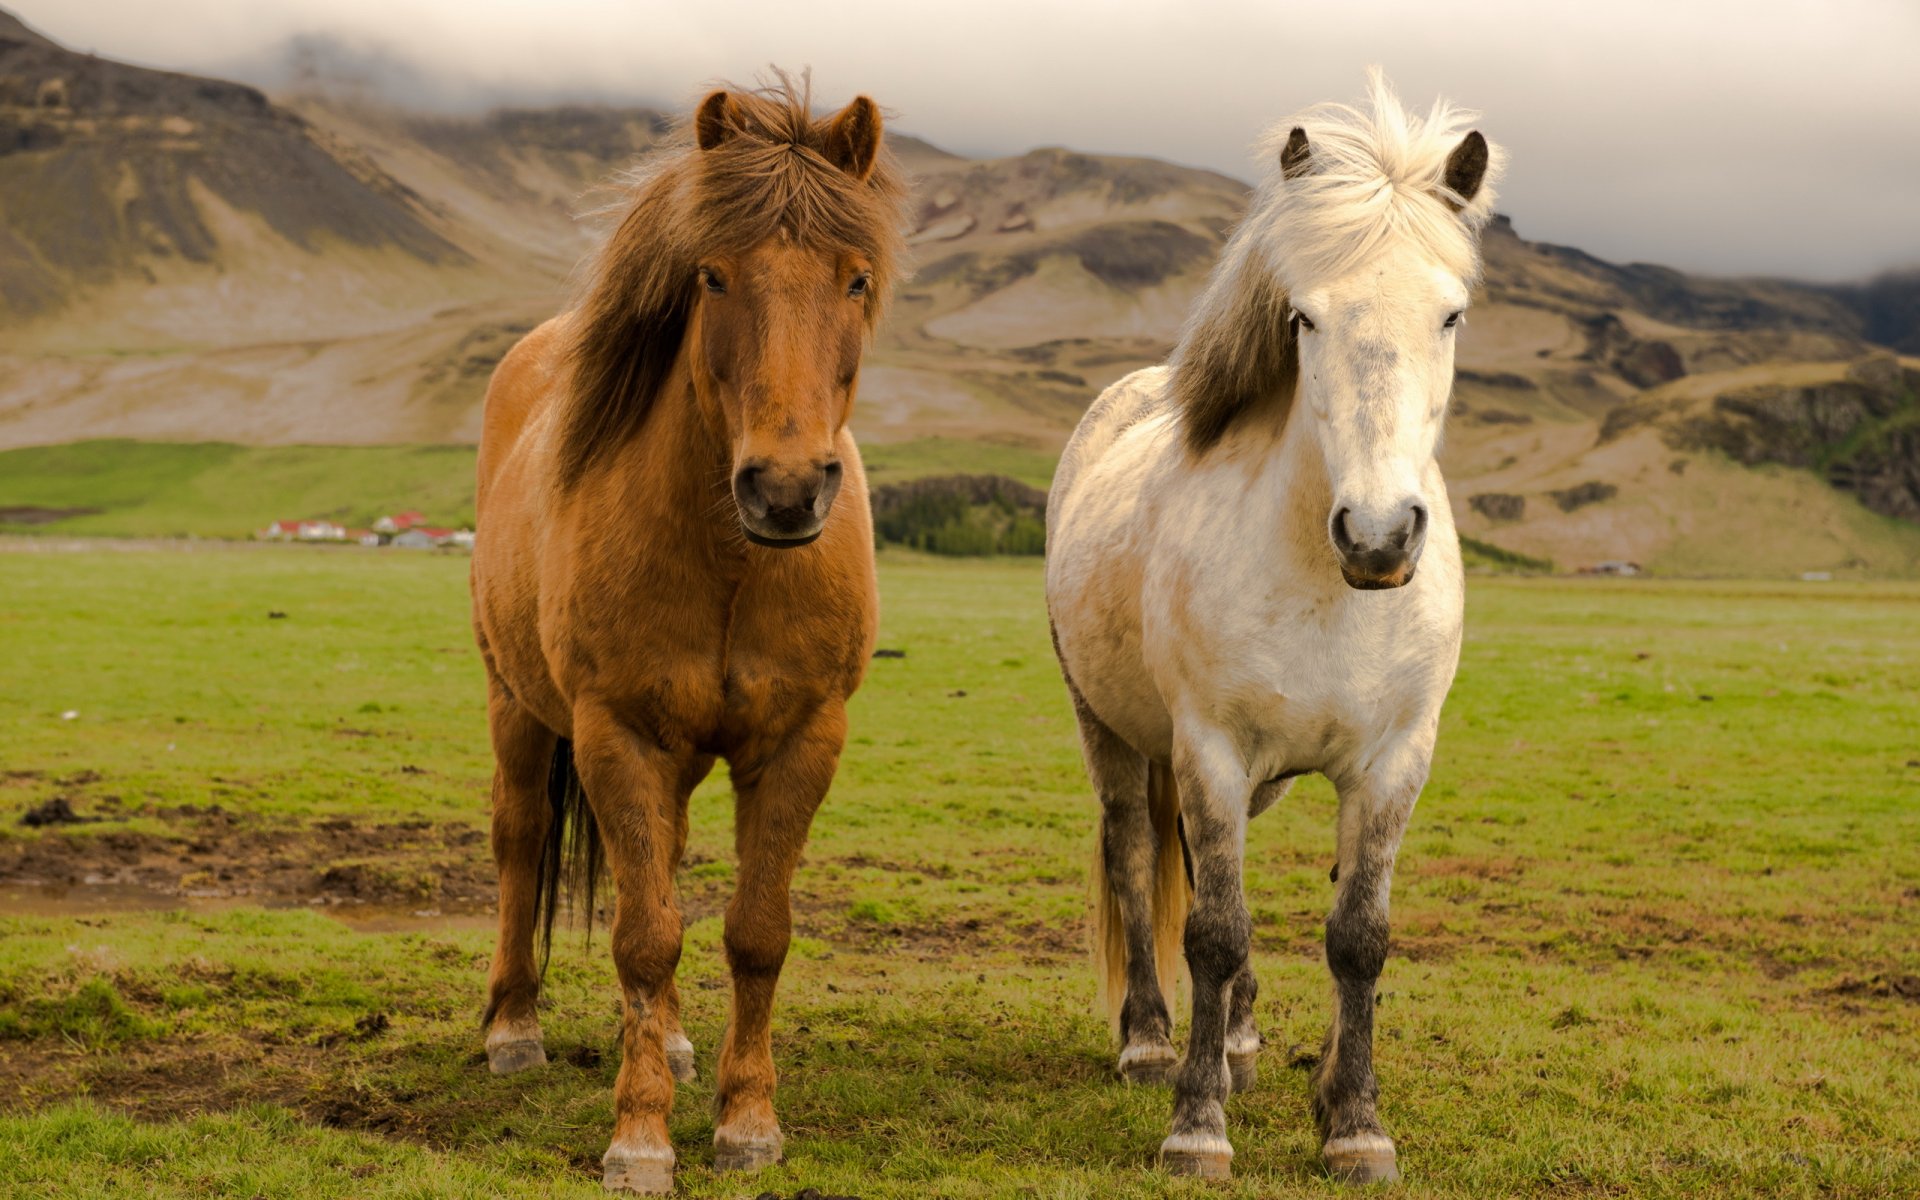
[848,273,871,299]
[700,269,727,296]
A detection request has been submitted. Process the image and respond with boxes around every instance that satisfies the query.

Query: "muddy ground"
[2,788,498,913]
[0,772,1084,964]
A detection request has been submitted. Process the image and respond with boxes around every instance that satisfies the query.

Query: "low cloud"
[17,0,1920,280]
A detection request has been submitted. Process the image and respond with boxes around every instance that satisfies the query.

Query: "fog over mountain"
[14,0,1919,281]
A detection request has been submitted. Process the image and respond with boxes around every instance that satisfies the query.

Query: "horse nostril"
[812,460,846,516]
[1330,508,1356,554]
[1389,504,1426,550]
[733,465,767,516]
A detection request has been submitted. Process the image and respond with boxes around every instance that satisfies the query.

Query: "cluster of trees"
[869,474,1047,556]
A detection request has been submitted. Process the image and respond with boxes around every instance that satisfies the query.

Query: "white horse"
[1046,72,1502,1185]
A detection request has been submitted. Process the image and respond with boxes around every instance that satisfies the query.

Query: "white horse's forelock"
[1166,69,1505,452]
[1244,67,1505,291]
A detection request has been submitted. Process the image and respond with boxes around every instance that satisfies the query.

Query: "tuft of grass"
[0,977,163,1048]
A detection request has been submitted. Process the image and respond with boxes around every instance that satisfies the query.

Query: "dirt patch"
[1822,973,1920,1004]
[0,505,101,525]
[835,913,1084,962]
[18,797,97,827]
[0,804,496,913]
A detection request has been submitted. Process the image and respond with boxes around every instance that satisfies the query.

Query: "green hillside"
[0,438,1057,540]
[0,441,480,537]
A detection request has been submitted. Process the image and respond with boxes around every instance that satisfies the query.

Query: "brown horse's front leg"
[573,705,697,1196]
[712,703,847,1174]
[662,755,711,1084]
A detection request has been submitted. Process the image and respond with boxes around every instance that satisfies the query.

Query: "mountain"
[0,10,466,325]
[1,10,1916,575]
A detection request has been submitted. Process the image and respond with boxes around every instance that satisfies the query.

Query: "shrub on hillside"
[869,474,1047,556]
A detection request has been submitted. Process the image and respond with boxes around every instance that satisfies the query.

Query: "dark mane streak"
[1169,251,1298,453]
[555,76,908,489]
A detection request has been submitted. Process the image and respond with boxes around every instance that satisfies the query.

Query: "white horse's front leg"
[1314,737,1432,1185]
[1160,724,1252,1179]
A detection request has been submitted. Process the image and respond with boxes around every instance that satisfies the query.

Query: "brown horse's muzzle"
[732,458,843,547]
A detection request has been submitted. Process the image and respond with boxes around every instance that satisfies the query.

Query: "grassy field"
[0,548,1916,1198]
[0,438,1062,540]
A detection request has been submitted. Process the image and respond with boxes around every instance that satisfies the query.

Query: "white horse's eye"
[1443,310,1463,329]
[1290,309,1316,333]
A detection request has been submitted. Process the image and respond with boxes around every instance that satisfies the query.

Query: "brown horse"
[468,79,905,1194]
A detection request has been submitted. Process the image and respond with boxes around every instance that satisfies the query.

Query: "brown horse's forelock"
[555,81,909,490]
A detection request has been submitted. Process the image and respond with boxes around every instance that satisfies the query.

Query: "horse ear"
[1280,127,1312,180]
[1442,131,1489,208]
[824,96,883,182]
[695,90,742,151]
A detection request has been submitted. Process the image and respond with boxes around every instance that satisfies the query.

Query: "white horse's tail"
[1094,760,1192,1037]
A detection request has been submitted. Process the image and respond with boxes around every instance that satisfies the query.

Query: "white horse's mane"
[1168,69,1505,451]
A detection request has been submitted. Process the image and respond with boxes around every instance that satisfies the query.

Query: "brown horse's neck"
[593,355,748,570]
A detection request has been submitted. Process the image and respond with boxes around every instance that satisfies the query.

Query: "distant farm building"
[391,526,470,549]
[374,510,428,535]
[260,510,471,547]
[259,519,347,542]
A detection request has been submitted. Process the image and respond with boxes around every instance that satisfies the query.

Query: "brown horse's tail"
[1093,760,1191,1038]
[536,737,603,975]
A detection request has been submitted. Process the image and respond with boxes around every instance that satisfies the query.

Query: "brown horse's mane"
[555,74,909,488]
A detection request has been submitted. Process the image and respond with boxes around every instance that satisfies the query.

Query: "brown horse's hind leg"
[482,682,556,1075]
[663,755,713,1084]
[712,704,845,1174]
[574,705,694,1196]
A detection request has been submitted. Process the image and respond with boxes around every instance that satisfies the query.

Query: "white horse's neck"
[1185,394,1344,582]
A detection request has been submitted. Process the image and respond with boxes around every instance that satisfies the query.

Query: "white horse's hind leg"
[1071,693,1180,1083]
[1223,774,1288,1094]
[1313,758,1426,1185]
[1224,959,1261,1093]
[1160,731,1251,1180]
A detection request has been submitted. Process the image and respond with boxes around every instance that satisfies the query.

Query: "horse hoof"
[1324,1133,1399,1185]
[713,1136,783,1173]
[602,1153,674,1194]
[1160,1133,1233,1180]
[486,1040,546,1075]
[1118,1043,1178,1085]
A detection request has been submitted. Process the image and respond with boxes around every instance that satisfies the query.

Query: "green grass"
[1,550,1916,1198]
[841,436,1058,491]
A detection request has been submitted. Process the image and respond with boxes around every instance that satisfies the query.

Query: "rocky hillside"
[0,10,464,324]
[0,9,1916,574]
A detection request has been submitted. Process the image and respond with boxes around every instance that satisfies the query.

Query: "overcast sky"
[20,0,1920,280]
